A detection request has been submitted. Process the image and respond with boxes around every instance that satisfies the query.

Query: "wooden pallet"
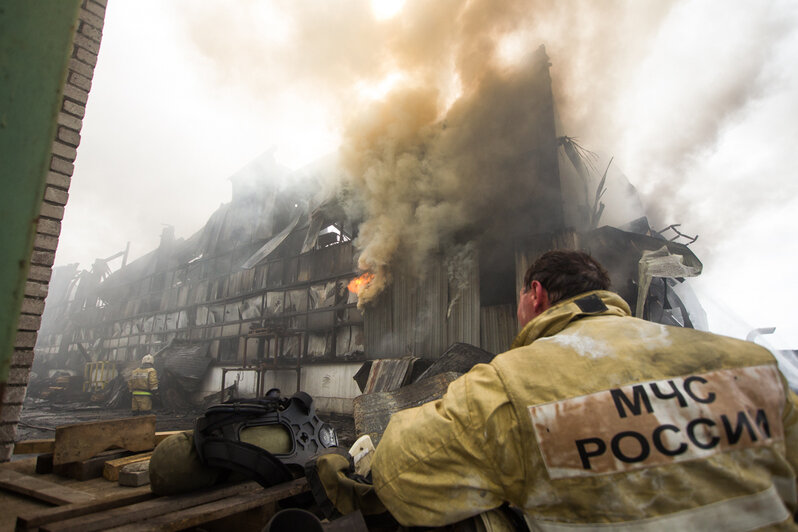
[18,478,308,532]
[0,469,95,506]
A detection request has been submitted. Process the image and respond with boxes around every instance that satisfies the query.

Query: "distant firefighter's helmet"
[142,354,155,365]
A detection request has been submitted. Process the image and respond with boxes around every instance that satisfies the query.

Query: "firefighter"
[367,250,798,528]
[128,353,158,415]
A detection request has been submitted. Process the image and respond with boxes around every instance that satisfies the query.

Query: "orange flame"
[348,272,375,293]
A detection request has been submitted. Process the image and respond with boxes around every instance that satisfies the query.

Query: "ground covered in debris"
[17,398,356,450]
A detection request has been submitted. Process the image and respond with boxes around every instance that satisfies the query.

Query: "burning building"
[33,47,705,413]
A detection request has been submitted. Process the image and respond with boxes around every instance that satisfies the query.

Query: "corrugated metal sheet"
[365,257,465,359]
[363,357,416,393]
[479,304,515,355]
[158,339,212,392]
[446,255,480,347]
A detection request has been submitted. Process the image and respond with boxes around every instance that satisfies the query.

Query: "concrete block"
[2,385,27,404]
[0,423,18,443]
[79,8,105,31]
[0,444,12,463]
[118,461,150,487]
[17,314,42,331]
[33,234,59,252]
[12,351,35,367]
[86,0,107,16]
[75,46,98,67]
[44,186,69,205]
[62,98,87,119]
[14,331,38,349]
[68,71,92,92]
[51,141,78,161]
[50,157,74,176]
[57,126,81,147]
[36,218,61,237]
[24,281,49,299]
[47,170,72,189]
[68,56,94,79]
[7,367,31,386]
[27,264,53,283]
[63,83,89,104]
[39,203,65,220]
[20,297,46,315]
[79,20,102,43]
[73,33,100,55]
[57,111,82,130]
[31,250,56,267]
[0,405,22,424]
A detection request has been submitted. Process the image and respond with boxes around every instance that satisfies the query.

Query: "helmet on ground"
[142,354,154,365]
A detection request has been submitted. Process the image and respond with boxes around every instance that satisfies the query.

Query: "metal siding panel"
[480,304,515,354]
[364,288,393,359]
[446,255,480,348]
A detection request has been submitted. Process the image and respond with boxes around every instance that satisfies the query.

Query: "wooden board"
[36,453,54,474]
[40,481,265,532]
[15,431,180,457]
[53,416,156,466]
[105,478,309,532]
[353,371,461,445]
[54,450,132,481]
[15,486,153,531]
[14,439,58,455]
[103,452,153,482]
[154,431,183,445]
[0,469,95,506]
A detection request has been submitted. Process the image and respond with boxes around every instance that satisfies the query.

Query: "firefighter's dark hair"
[523,250,611,305]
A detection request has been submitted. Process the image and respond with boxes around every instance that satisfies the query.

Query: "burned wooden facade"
[35,156,366,378]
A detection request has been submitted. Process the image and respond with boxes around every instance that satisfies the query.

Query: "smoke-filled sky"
[59,0,798,347]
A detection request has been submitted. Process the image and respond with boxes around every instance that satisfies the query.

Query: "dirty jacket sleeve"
[372,363,525,527]
[148,368,159,392]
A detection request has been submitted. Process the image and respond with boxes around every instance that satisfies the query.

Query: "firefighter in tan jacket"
[373,250,798,529]
[128,354,158,415]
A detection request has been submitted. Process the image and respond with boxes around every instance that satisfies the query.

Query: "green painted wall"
[0,1,81,382]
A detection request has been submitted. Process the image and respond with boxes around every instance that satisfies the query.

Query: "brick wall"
[0,0,107,462]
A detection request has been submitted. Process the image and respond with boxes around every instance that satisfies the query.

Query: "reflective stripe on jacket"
[372,290,798,529]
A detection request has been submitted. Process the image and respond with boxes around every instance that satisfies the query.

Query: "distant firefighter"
[128,354,158,415]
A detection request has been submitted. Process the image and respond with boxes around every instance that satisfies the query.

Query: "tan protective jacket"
[373,290,798,529]
[128,366,158,396]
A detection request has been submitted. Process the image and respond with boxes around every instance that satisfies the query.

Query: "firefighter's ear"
[530,280,550,314]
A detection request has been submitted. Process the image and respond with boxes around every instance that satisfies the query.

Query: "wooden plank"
[41,481,264,532]
[154,431,182,445]
[106,478,309,532]
[36,453,54,474]
[53,416,156,465]
[14,439,55,454]
[103,452,153,482]
[0,469,95,506]
[118,462,150,487]
[14,432,178,456]
[15,486,153,531]
[54,450,132,481]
